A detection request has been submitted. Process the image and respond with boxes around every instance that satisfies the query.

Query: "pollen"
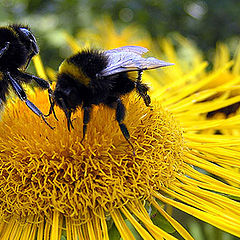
[0,89,185,222]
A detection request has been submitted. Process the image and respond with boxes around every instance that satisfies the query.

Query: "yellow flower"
[1,22,240,240]
[65,16,151,53]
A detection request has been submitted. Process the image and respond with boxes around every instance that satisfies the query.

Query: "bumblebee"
[48,46,173,151]
[0,24,53,128]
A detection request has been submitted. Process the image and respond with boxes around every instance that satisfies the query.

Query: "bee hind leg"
[136,82,151,106]
[135,70,151,107]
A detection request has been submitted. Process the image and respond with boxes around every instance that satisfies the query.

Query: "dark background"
[0,0,239,70]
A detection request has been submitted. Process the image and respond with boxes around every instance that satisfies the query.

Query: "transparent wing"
[100,46,174,77]
[104,46,148,55]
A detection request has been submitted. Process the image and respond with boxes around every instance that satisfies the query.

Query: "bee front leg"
[15,70,58,120]
[44,88,58,120]
[115,98,135,155]
[80,106,92,143]
[30,75,58,120]
[58,98,74,131]
[6,72,54,129]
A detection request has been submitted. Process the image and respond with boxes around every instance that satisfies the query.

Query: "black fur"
[0,74,9,103]
[0,24,53,128]
[0,26,29,70]
[54,73,89,110]
[69,50,108,80]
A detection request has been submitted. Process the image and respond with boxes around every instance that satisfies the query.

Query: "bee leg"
[45,95,57,120]
[6,72,54,129]
[137,70,143,81]
[24,99,55,129]
[15,70,58,120]
[31,76,58,120]
[65,110,73,131]
[80,106,92,143]
[0,42,10,58]
[136,70,151,107]
[115,98,135,155]
[44,88,58,121]
[136,82,151,106]
[58,98,74,131]
[16,70,50,89]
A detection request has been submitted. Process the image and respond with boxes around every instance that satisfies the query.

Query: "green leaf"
[125,219,142,240]
[60,229,67,240]
[60,235,67,240]
[152,211,175,234]
[108,223,121,240]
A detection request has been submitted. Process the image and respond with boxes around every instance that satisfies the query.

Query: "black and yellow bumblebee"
[0,24,53,128]
[48,46,173,151]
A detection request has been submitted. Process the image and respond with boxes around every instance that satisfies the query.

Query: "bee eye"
[19,28,37,43]
[19,27,39,54]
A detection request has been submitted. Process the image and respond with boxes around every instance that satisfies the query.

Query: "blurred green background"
[0,1,239,239]
[0,0,239,70]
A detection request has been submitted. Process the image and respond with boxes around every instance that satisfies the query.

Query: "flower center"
[0,91,185,221]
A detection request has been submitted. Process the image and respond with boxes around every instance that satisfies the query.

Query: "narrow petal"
[98,207,109,240]
[151,199,194,240]
[153,192,240,237]
[127,202,178,240]
[50,211,60,240]
[120,205,155,240]
[110,209,135,240]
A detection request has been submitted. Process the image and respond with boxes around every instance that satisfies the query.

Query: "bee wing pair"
[99,46,174,77]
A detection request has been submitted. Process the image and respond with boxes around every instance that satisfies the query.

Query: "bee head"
[11,25,39,55]
[54,87,82,112]
[10,24,39,69]
[50,89,78,131]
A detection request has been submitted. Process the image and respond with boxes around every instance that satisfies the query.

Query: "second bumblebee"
[0,24,53,128]
[48,46,173,151]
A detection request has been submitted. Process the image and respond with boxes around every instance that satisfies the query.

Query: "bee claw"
[46,89,58,121]
[41,115,55,130]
